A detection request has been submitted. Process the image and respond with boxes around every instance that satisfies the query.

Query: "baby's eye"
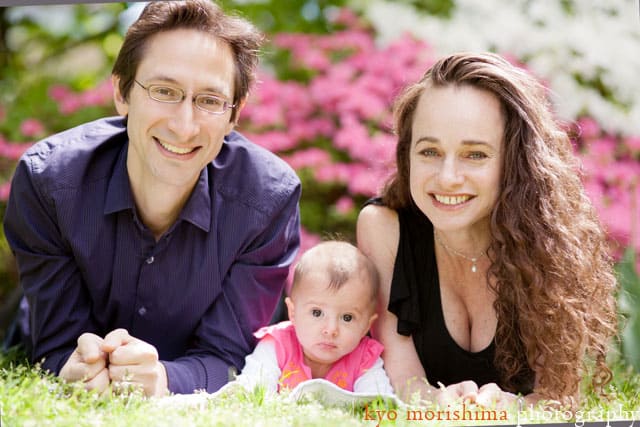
[312,309,322,318]
[342,314,353,322]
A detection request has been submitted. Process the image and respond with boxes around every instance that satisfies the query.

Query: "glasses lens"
[148,85,183,102]
[196,95,227,114]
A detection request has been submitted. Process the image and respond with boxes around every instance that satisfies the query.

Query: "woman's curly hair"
[381,52,618,403]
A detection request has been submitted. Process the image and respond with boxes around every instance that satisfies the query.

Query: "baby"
[234,241,393,394]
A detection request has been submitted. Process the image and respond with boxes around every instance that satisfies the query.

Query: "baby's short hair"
[291,241,379,304]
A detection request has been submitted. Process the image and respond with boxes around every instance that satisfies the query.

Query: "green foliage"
[398,0,455,18]
[1,350,639,426]
[223,0,348,34]
[0,1,639,406]
[0,2,126,339]
[350,0,454,18]
[0,3,125,88]
[617,247,640,373]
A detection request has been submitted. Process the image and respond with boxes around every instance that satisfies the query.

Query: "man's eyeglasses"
[134,80,235,115]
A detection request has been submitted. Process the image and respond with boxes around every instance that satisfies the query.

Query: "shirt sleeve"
[353,357,395,395]
[3,156,97,374]
[232,338,281,394]
[162,183,301,394]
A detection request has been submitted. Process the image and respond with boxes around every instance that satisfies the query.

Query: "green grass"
[1,349,639,427]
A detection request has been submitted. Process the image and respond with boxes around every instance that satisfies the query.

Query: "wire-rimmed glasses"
[134,79,235,115]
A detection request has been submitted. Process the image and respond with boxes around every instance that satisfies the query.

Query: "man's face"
[113,29,237,192]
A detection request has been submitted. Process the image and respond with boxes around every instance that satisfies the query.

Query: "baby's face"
[287,272,377,374]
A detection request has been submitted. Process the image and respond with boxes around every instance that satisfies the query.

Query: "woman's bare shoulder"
[357,203,398,232]
[357,203,400,260]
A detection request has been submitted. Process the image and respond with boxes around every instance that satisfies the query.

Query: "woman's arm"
[359,204,504,406]
[357,204,437,402]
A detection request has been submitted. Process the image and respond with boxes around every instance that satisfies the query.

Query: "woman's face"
[408,84,504,233]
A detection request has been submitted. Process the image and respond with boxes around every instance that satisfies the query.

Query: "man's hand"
[59,333,109,393]
[102,328,168,397]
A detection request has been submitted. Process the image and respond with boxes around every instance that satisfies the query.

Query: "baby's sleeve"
[353,357,395,395]
[233,337,281,394]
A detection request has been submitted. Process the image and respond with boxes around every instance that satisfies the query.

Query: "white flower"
[354,0,640,137]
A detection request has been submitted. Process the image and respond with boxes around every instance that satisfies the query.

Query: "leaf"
[616,247,640,372]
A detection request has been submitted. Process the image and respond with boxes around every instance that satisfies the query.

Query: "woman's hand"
[429,381,519,409]
[475,382,519,409]
[433,380,479,406]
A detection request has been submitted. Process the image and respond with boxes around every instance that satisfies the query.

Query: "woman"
[357,52,617,407]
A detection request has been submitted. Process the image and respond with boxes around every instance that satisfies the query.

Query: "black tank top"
[367,199,533,393]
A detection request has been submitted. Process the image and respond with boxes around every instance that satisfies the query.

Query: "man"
[3,0,300,397]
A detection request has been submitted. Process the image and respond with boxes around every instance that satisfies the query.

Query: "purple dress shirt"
[3,116,301,394]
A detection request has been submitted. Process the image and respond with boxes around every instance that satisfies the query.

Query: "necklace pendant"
[471,257,478,273]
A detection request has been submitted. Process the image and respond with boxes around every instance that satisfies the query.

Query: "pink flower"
[242,103,283,127]
[583,179,605,211]
[601,161,640,185]
[338,91,387,120]
[60,97,83,115]
[334,196,355,214]
[285,227,322,294]
[599,201,633,246]
[577,117,601,140]
[334,116,369,152]
[48,84,71,101]
[0,181,11,201]
[624,136,640,153]
[20,118,45,138]
[330,8,361,28]
[347,167,383,196]
[314,163,349,184]
[0,135,32,160]
[298,48,330,71]
[251,131,297,152]
[283,148,331,170]
[585,137,617,165]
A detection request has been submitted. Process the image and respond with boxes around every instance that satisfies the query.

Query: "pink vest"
[254,321,383,391]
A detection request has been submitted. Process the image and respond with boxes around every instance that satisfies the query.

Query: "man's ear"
[112,75,128,116]
[226,96,247,133]
[284,297,295,323]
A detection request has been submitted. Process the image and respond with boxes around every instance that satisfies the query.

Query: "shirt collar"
[104,143,212,233]
[104,144,135,215]
[178,167,211,232]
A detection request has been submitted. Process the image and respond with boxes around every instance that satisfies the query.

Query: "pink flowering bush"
[0,77,116,302]
[238,28,435,245]
[0,6,638,299]
[235,25,640,274]
[574,117,640,269]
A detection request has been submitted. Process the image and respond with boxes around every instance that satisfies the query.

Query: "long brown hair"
[382,52,617,402]
[112,0,263,123]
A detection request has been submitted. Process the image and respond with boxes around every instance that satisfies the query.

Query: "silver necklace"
[434,231,488,273]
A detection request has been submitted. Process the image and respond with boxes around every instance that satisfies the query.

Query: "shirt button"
[138,307,147,316]
[146,256,154,264]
